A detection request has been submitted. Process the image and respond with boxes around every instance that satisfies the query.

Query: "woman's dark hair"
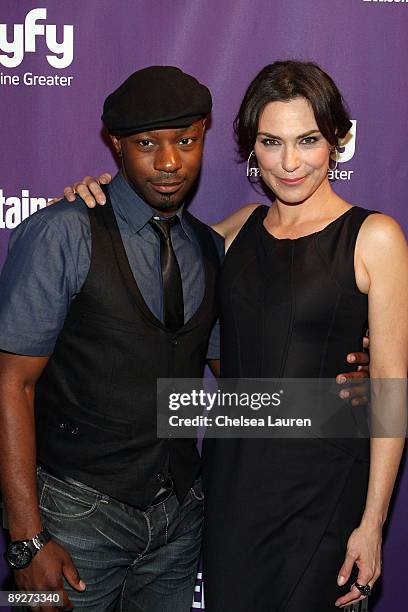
[234,60,352,159]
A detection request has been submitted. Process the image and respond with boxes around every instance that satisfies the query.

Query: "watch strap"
[31,527,51,551]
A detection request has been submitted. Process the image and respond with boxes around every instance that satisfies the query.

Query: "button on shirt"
[0,172,222,358]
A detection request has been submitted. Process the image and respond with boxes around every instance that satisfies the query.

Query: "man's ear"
[109,134,122,156]
[201,116,208,135]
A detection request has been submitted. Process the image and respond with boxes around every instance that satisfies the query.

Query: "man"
[0,66,222,612]
[0,65,368,612]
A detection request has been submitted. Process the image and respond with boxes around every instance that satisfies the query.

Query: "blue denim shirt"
[0,172,222,358]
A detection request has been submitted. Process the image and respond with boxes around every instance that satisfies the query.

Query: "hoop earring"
[329,147,338,172]
[246,150,261,178]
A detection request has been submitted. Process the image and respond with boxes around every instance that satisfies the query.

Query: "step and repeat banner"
[0,1,407,610]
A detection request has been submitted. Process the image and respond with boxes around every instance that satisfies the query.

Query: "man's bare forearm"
[0,382,42,539]
[0,354,49,539]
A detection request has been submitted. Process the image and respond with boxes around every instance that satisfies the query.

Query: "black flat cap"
[102,66,212,135]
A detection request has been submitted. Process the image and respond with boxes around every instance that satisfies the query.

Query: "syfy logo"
[0,8,73,69]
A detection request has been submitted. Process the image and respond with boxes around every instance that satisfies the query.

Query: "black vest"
[35,190,219,507]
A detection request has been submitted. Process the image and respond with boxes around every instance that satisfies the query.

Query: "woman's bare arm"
[336,214,408,608]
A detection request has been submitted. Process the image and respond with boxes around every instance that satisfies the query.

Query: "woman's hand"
[335,521,382,608]
[47,173,113,208]
[64,173,112,207]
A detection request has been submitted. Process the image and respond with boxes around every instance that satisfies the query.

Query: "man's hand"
[336,335,370,406]
[14,540,85,612]
[64,173,112,207]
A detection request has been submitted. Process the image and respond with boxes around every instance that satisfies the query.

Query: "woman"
[63,61,407,611]
[202,61,407,611]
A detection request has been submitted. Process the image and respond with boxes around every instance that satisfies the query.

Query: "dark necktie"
[149,216,184,331]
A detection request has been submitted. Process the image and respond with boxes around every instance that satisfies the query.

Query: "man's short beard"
[153,194,182,211]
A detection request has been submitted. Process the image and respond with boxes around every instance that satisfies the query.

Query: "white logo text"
[0,8,74,69]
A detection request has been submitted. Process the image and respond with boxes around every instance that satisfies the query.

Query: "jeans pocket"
[38,475,101,520]
[189,477,205,502]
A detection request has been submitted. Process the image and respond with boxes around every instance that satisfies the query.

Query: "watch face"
[7,541,32,569]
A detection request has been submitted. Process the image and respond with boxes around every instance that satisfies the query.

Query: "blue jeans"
[36,467,203,611]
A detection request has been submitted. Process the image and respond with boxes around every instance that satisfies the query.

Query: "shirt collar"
[108,172,193,240]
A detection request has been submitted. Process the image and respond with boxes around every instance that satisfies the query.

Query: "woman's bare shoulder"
[358,212,406,249]
[356,212,407,273]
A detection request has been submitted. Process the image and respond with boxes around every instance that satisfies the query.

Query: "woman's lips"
[278,176,306,186]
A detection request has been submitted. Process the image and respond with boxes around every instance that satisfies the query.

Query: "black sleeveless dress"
[203,205,375,612]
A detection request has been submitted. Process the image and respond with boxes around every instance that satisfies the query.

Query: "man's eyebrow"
[257,129,320,139]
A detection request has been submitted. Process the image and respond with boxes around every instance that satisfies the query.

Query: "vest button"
[156,473,166,484]
[171,338,179,346]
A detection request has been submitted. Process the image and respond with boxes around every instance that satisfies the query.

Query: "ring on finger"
[355,582,371,596]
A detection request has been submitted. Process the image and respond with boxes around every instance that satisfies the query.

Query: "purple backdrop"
[0,1,407,609]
